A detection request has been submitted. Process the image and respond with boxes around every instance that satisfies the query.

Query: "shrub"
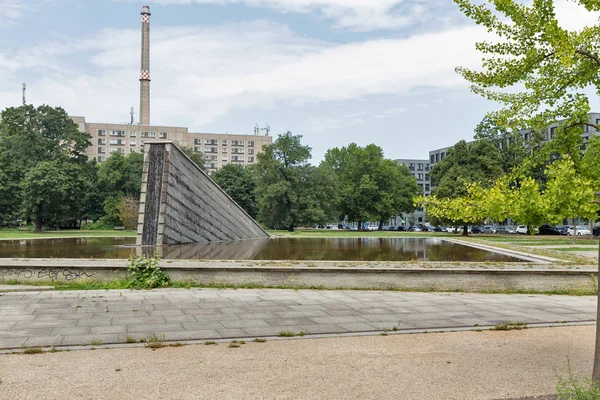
[127,252,172,289]
[556,366,600,399]
[81,217,116,230]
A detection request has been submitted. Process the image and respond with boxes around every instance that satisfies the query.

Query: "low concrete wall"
[0,260,596,293]
[137,141,269,245]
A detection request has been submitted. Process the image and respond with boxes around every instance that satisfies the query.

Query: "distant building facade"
[72,117,272,174]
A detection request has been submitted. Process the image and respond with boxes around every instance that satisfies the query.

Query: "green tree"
[117,196,139,230]
[543,156,598,242]
[212,164,258,218]
[430,139,504,198]
[474,117,529,174]
[176,143,206,170]
[0,105,91,231]
[454,0,600,380]
[323,143,419,230]
[97,152,144,226]
[255,132,335,231]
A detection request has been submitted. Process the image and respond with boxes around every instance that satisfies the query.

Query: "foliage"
[255,131,337,231]
[127,252,172,289]
[0,105,91,231]
[176,142,206,171]
[97,152,144,225]
[430,139,504,198]
[80,218,116,230]
[474,117,529,174]
[323,143,419,229]
[117,196,139,230]
[556,367,600,400]
[416,182,489,233]
[212,164,258,218]
[455,0,600,134]
[544,156,599,225]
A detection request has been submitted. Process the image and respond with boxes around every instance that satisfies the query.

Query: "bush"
[557,367,600,399]
[127,252,172,289]
[81,217,116,230]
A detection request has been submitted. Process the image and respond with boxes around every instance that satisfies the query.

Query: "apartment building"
[72,116,272,174]
[395,158,432,197]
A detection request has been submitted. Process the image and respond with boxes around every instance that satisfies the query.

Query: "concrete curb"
[1,320,594,354]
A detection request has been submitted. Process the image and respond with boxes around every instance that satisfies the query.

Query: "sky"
[1,0,599,162]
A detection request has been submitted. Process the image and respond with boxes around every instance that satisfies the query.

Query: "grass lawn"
[550,247,599,252]
[268,229,456,238]
[0,229,137,240]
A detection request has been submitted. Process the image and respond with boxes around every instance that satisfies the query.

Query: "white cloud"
[121,0,455,31]
[0,18,485,128]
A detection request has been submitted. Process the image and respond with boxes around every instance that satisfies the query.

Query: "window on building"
[110,130,126,137]
[409,163,415,171]
[98,138,106,145]
[205,139,218,145]
[222,148,228,154]
[248,149,254,155]
[430,155,435,163]
[248,141,254,147]
[418,173,423,180]
[232,140,245,146]
[418,163,423,171]
[425,184,430,192]
[194,138,202,145]
[418,183,424,190]
[130,140,137,146]
[98,129,106,136]
[440,153,445,160]
[159,132,168,139]
[130,131,137,138]
[248,156,255,163]
[425,174,429,181]
[141,132,156,138]
[583,125,589,133]
[435,154,439,163]
[204,147,217,153]
[98,156,106,162]
[98,147,106,154]
[222,140,227,146]
[231,156,245,162]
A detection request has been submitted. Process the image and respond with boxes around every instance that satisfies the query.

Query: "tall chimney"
[139,5,151,125]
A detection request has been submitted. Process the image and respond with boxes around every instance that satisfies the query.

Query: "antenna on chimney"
[22,83,26,105]
[130,107,135,125]
[254,123,260,135]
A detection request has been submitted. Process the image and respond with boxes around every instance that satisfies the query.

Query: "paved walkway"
[0,289,596,349]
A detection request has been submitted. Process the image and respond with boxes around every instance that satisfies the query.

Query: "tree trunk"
[462,224,469,236]
[358,219,363,231]
[35,217,43,233]
[378,221,384,231]
[287,222,294,232]
[592,237,600,383]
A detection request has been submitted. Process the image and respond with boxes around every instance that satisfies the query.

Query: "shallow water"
[0,237,524,262]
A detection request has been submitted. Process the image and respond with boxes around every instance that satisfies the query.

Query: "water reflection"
[0,237,524,262]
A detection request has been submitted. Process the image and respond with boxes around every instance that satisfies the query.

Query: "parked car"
[471,226,484,234]
[387,226,397,231]
[408,226,422,232]
[554,225,568,235]
[567,226,592,236]
[433,226,446,232]
[594,226,600,237]
[397,226,407,232]
[496,226,515,234]
[446,226,456,233]
[482,226,497,234]
[537,224,561,236]
[420,225,434,232]
[516,225,529,234]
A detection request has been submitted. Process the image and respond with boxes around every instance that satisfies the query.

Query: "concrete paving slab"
[0,288,596,349]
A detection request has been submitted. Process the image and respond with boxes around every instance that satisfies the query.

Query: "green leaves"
[456,0,600,132]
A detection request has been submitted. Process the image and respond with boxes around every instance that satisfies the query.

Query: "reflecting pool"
[0,237,525,262]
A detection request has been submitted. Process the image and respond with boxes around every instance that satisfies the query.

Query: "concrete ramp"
[137,141,270,245]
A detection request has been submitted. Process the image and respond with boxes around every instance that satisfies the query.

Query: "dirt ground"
[0,326,595,400]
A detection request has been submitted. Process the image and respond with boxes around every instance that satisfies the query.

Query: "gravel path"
[0,325,594,399]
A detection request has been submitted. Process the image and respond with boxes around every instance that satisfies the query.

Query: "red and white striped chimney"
[139,5,151,125]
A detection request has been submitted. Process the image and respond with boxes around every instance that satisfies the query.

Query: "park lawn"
[549,247,599,252]
[0,229,137,240]
[268,229,455,238]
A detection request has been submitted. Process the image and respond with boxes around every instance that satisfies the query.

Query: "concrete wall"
[137,141,270,245]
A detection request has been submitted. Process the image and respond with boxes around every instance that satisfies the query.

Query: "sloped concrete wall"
[137,141,270,245]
